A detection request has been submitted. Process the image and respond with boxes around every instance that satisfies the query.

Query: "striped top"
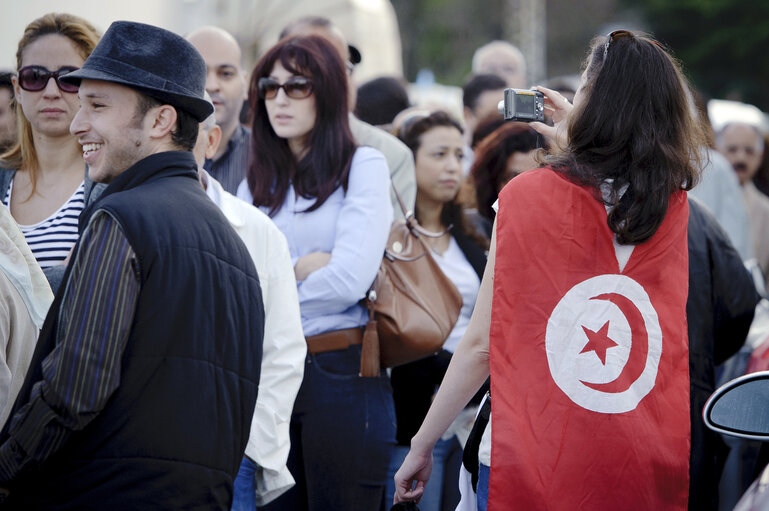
[0,211,139,481]
[3,180,85,268]
[204,124,250,194]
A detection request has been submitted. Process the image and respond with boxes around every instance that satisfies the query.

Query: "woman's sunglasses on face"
[17,66,80,93]
[257,76,313,100]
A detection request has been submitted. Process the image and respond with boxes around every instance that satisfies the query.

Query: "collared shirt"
[237,146,393,337]
[0,211,139,482]
[204,124,251,195]
[203,171,305,505]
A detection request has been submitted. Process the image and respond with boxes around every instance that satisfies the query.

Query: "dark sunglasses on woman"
[257,76,313,100]
[17,65,80,93]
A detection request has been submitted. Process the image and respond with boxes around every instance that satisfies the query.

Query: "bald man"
[280,16,417,218]
[717,121,769,288]
[472,40,527,89]
[187,26,249,194]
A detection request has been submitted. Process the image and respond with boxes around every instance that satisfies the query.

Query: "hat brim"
[62,68,214,122]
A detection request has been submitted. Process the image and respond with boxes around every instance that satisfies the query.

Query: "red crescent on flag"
[580,292,648,393]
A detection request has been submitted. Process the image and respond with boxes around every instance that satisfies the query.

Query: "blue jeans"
[231,456,256,511]
[259,345,396,511]
[477,464,490,511]
[385,437,461,511]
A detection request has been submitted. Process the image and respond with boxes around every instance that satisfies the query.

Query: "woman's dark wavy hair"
[545,31,706,245]
[246,35,356,215]
[471,122,547,221]
[399,110,489,249]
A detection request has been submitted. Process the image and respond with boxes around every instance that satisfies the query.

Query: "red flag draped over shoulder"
[489,168,690,510]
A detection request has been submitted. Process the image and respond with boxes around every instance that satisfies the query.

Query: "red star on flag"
[580,321,617,365]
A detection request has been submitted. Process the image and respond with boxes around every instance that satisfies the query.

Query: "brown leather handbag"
[359,189,462,377]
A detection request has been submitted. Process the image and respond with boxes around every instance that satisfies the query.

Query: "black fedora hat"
[62,21,213,122]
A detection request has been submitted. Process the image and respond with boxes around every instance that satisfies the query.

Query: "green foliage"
[629,0,769,110]
[392,0,507,86]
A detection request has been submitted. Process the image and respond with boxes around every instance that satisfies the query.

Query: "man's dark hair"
[463,73,506,111]
[355,76,410,127]
[135,93,199,151]
[0,71,13,96]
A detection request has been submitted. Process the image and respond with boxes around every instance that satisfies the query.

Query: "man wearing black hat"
[0,21,264,509]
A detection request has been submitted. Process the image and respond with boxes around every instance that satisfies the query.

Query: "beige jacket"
[0,206,53,427]
[350,114,416,218]
[744,181,769,289]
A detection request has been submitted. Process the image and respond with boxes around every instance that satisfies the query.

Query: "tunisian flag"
[489,168,690,510]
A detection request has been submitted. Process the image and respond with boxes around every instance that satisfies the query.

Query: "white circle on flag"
[545,274,663,414]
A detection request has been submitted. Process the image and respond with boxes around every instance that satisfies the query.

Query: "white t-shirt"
[432,236,481,353]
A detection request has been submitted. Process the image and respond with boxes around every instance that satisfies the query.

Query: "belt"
[306,327,364,354]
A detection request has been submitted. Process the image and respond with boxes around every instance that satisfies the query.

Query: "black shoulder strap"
[462,392,491,493]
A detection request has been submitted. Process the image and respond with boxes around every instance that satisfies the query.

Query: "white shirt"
[204,172,306,506]
[432,236,480,353]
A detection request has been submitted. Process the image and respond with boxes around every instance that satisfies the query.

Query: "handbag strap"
[392,182,451,239]
[392,181,411,219]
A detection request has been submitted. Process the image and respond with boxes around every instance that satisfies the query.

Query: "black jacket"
[1,152,264,510]
[686,198,759,511]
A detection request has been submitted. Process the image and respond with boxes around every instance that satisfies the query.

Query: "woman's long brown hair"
[546,31,707,245]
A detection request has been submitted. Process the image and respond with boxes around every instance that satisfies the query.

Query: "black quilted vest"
[2,152,264,510]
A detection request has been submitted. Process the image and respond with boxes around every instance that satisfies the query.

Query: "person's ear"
[11,76,22,103]
[205,124,222,159]
[148,104,178,140]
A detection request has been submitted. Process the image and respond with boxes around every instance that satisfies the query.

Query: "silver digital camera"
[497,88,545,122]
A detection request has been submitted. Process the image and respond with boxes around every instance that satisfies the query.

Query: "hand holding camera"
[529,85,573,150]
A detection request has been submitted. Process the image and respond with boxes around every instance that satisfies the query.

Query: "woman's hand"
[294,252,331,281]
[530,85,573,150]
[393,446,433,504]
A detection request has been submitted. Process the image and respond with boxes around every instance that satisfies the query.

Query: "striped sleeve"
[0,211,139,482]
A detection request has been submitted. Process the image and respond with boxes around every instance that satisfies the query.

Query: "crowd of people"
[0,10,764,511]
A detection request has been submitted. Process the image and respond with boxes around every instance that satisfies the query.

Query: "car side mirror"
[703,371,769,440]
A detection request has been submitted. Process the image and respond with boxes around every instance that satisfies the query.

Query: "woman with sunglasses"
[237,35,394,510]
[0,13,100,276]
[394,31,706,511]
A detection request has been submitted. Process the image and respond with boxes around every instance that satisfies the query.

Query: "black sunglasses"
[603,30,633,59]
[257,76,313,100]
[17,65,79,93]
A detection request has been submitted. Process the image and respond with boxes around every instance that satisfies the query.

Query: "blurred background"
[2,0,768,117]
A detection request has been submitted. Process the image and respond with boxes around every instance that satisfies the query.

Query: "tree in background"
[392,0,622,87]
[625,0,769,110]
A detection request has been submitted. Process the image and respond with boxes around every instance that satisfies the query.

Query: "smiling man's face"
[70,80,150,183]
